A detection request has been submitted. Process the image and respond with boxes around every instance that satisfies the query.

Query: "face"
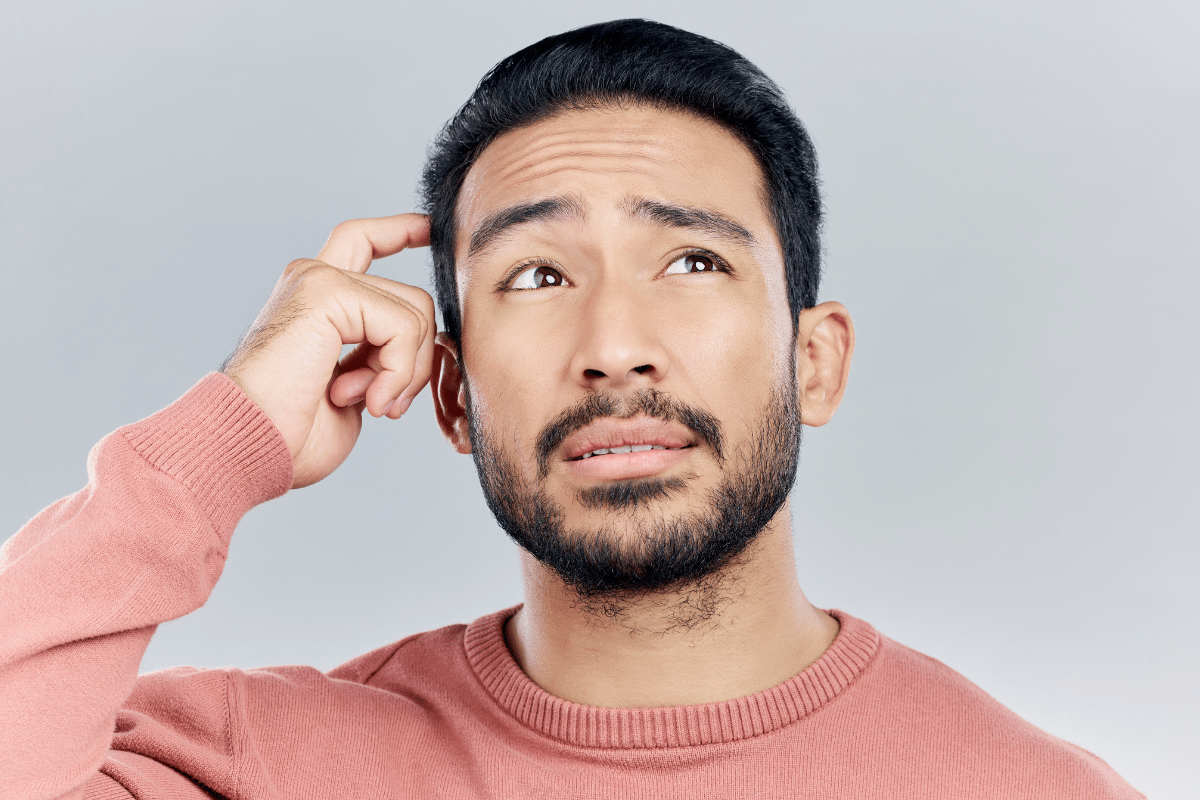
[445,105,801,598]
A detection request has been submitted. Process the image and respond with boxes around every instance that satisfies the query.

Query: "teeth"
[581,444,677,459]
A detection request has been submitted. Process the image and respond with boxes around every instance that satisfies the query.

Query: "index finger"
[316,213,431,273]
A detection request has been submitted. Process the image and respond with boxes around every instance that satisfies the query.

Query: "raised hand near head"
[222,214,434,489]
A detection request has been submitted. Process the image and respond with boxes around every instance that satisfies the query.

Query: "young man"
[0,19,1141,800]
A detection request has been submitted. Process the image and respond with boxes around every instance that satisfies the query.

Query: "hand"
[222,214,434,488]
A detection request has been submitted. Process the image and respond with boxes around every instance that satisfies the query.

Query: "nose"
[568,282,670,391]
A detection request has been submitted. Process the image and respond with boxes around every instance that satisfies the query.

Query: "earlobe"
[794,301,854,427]
[431,333,473,454]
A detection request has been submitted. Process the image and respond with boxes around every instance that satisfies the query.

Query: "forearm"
[0,374,291,800]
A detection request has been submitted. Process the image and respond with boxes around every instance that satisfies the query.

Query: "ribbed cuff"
[120,373,293,540]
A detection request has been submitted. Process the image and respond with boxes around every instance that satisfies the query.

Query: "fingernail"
[381,399,396,417]
[397,396,414,416]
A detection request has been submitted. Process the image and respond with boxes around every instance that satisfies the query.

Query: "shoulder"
[215,621,476,718]
[325,622,469,686]
[121,620,474,731]
[126,616,475,701]
[836,615,1142,798]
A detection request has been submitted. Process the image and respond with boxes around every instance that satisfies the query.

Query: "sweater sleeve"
[0,374,292,800]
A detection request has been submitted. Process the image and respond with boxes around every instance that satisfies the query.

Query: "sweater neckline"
[463,607,878,749]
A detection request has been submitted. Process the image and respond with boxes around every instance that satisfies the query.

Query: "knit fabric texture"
[0,374,1144,799]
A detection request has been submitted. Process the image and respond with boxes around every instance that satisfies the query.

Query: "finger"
[326,282,435,418]
[387,310,437,418]
[323,269,437,375]
[283,262,436,335]
[336,340,376,374]
[330,339,391,408]
[337,273,438,418]
[317,214,431,274]
[335,340,434,419]
[271,261,436,418]
[361,312,426,418]
[329,367,376,407]
[369,293,437,418]
[346,270,438,311]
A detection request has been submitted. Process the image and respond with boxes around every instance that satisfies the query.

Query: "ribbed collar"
[464,607,878,749]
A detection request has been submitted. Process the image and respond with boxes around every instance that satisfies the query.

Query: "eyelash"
[673,248,733,275]
[496,258,566,292]
[496,248,733,292]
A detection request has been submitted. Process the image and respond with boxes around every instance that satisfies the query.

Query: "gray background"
[2,1,1195,797]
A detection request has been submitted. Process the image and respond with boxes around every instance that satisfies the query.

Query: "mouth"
[560,417,698,481]
[575,443,689,460]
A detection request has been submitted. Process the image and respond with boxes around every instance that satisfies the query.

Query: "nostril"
[584,369,607,379]
[632,365,654,375]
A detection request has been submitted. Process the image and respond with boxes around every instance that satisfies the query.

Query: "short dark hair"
[419,18,822,343]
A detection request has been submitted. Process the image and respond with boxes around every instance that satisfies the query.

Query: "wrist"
[120,373,293,536]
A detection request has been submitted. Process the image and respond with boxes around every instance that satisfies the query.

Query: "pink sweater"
[0,374,1143,799]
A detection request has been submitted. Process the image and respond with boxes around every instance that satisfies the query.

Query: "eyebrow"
[465,194,758,260]
[467,196,585,259]
[622,196,758,249]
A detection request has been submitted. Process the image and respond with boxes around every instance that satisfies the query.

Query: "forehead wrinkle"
[482,129,678,186]
[457,109,768,271]
[488,151,671,193]
[458,140,672,265]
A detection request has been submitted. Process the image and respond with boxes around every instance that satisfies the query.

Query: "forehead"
[454,105,775,258]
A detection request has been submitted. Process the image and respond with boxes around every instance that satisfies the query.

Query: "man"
[0,19,1141,799]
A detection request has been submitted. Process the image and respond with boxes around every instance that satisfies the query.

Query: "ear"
[794,301,854,427]
[431,332,472,454]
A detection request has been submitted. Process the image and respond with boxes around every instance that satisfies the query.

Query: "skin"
[224,105,855,708]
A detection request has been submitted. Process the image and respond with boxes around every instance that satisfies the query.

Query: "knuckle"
[399,305,425,338]
[416,288,436,318]
[413,302,434,338]
[386,312,424,351]
[281,258,335,285]
[329,219,363,242]
[278,262,349,309]
[281,258,313,279]
[400,289,435,335]
[309,261,342,278]
[297,261,343,289]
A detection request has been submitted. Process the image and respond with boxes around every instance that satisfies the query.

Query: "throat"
[504,515,839,708]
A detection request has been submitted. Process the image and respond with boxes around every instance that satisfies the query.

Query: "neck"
[504,502,839,708]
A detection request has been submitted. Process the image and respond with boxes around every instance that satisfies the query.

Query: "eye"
[664,252,724,275]
[509,264,568,290]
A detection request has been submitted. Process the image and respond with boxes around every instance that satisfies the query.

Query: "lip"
[559,416,696,481]
[563,446,694,481]
[561,417,694,461]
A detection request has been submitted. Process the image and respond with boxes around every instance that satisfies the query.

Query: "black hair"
[419,18,822,343]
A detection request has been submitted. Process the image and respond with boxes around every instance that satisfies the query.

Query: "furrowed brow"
[623,197,758,248]
[467,196,585,259]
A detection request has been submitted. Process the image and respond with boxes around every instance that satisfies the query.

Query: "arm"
[0,214,434,800]
[0,375,290,799]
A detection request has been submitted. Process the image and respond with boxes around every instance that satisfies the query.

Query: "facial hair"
[465,364,802,614]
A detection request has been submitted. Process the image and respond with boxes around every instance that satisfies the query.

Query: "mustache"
[535,388,725,479]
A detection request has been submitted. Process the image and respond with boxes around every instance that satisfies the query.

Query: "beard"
[465,363,802,617]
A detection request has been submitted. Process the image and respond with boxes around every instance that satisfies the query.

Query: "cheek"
[663,287,788,383]
[658,317,773,446]
[461,313,561,459]
[464,301,567,390]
